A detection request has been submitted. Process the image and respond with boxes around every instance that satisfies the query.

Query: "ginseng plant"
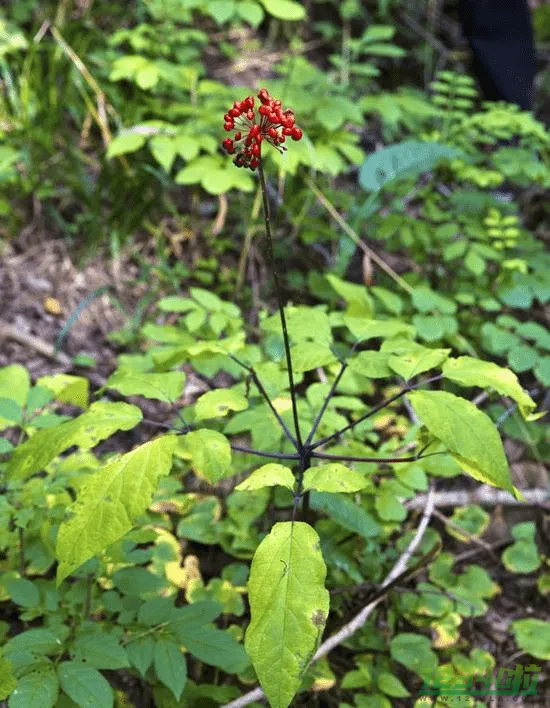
[218,88,537,708]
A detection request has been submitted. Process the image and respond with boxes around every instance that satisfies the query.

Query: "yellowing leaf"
[37,374,90,409]
[236,464,296,493]
[195,389,248,421]
[105,370,185,403]
[408,390,515,495]
[302,463,368,493]
[245,522,329,708]
[176,429,232,483]
[7,402,142,481]
[442,356,538,420]
[56,435,176,584]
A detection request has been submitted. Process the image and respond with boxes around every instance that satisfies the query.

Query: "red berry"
[268,127,277,138]
[224,122,233,131]
[251,143,261,157]
[234,131,242,140]
[291,127,303,140]
[282,127,292,136]
[250,157,259,169]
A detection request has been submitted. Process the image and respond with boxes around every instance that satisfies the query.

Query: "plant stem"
[257,159,303,450]
[311,374,443,450]
[228,353,298,448]
[230,444,300,461]
[311,450,445,464]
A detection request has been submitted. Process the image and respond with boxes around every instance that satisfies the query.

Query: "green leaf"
[260,0,306,21]
[6,578,40,608]
[442,356,538,419]
[0,398,22,424]
[168,601,223,634]
[36,374,89,409]
[359,141,461,193]
[195,389,248,421]
[71,634,129,670]
[502,523,541,574]
[310,492,380,539]
[173,134,200,161]
[104,370,185,403]
[57,661,113,708]
[136,65,159,89]
[113,567,168,597]
[150,135,177,172]
[302,464,368,493]
[507,344,539,373]
[349,351,392,378]
[237,1,264,26]
[535,356,550,386]
[0,365,30,430]
[0,653,16,700]
[7,402,142,481]
[390,633,438,679]
[289,342,338,373]
[9,666,58,708]
[176,430,232,483]
[154,639,187,701]
[107,133,145,158]
[202,169,233,195]
[345,317,414,342]
[208,0,236,24]
[4,629,61,657]
[446,505,490,542]
[245,522,329,708]
[0,438,13,453]
[408,391,515,496]
[127,637,154,678]
[176,626,249,673]
[387,343,449,380]
[377,672,410,697]
[375,490,407,522]
[411,287,457,316]
[263,306,332,342]
[464,247,485,276]
[511,619,550,660]
[236,464,296,492]
[56,435,176,584]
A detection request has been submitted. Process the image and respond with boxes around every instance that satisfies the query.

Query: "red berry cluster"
[222,88,303,170]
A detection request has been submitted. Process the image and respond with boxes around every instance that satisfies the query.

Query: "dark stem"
[302,491,310,522]
[310,375,443,450]
[230,444,300,461]
[228,353,298,449]
[304,358,349,447]
[258,159,303,450]
[311,450,445,464]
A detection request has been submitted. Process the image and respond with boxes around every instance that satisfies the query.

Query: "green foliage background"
[1,1,550,707]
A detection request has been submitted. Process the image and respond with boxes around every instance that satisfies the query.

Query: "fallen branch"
[223,485,436,708]
[0,320,72,366]
[406,486,549,509]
